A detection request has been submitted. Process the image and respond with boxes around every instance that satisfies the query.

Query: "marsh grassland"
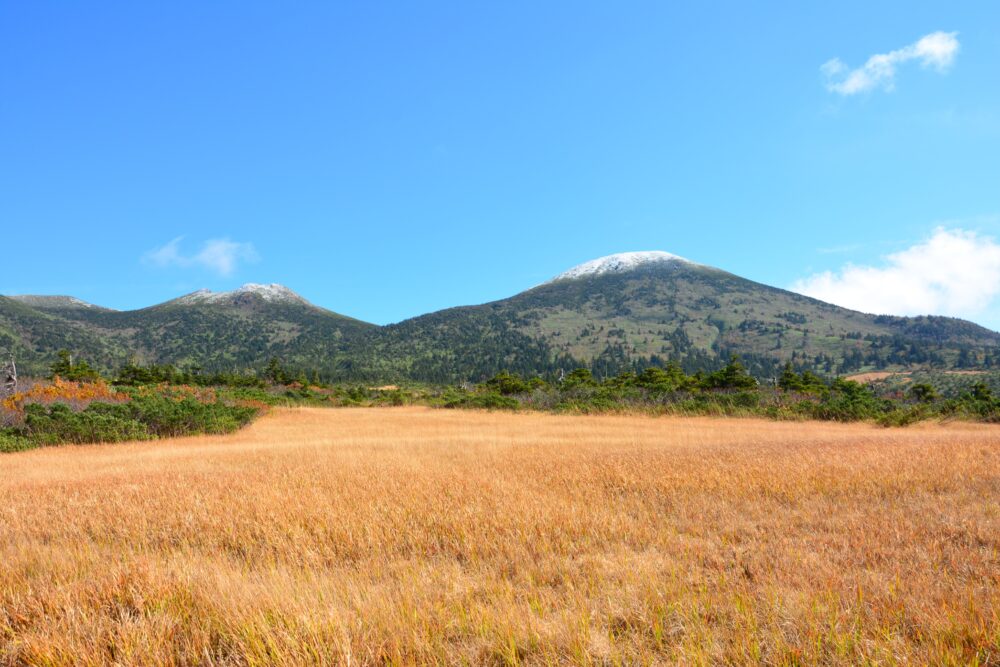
[1,407,998,665]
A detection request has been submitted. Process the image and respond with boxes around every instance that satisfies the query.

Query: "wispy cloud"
[144,237,259,276]
[791,228,1000,321]
[823,31,959,96]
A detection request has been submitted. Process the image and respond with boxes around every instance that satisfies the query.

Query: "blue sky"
[2,2,999,327]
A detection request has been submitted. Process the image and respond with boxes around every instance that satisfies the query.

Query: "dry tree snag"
[0,350,16,397]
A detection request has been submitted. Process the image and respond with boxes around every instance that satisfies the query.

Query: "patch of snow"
[547,251,696,283]
[175,283,310,305]
[180,289,214,302]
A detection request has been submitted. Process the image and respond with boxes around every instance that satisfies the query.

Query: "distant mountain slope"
[3,255,998,380]
[0,297,124,372]
[1,285,374,375]
[350,253,1000,381]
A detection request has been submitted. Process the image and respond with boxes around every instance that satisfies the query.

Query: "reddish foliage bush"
[1,379,128,426]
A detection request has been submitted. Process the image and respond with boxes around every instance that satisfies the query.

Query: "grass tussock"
[1,407,998,665]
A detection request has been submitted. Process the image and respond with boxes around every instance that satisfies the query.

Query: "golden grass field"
[1,407,998,665]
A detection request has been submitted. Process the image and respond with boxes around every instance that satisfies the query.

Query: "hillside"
[349,253,1000,381]
[1,285,374,376]
[3,255,999,380]
[0,297,125,372]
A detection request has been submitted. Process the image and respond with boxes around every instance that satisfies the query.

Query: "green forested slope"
[0,293,374,376]
[347,263,1000,381]
[3,262,998,381]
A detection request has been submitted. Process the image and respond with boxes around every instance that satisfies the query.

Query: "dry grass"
[843,372,904,384]
[1,407,998,665]
[844,370,987,384]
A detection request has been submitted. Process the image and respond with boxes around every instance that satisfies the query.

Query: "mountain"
[2,254,999,380]
[0,296,123,371]
[347,252,1000,381]
[0,284,374,375]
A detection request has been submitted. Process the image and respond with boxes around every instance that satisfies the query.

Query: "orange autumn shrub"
[2,378,126,410]
[1,378,128,426]
[232,397,272,413]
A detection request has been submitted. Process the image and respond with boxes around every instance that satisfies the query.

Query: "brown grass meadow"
[1,407,998,665]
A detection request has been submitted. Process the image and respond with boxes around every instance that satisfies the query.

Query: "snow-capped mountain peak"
[547,251,695,283]
[174,283,310,306]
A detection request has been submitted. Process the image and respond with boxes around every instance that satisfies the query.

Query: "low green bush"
[23,403,150,445]
[0,431,33,453]
[445,392,519,410]
[123,394,258,438]
[3,390,260,451]
[449,368,991,426]
[554,397,622,414]
[877,407,930,427]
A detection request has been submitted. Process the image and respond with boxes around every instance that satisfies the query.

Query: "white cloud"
[144,237,259,276]
[823,31,959,95]
[791,228,1000,321]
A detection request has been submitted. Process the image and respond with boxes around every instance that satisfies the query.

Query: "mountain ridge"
[2,253,998,379]
[8,295,116,312]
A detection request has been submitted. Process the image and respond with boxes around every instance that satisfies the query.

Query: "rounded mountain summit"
[546,251,700,283]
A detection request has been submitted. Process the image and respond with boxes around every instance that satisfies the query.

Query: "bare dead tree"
[1,349,16,397]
